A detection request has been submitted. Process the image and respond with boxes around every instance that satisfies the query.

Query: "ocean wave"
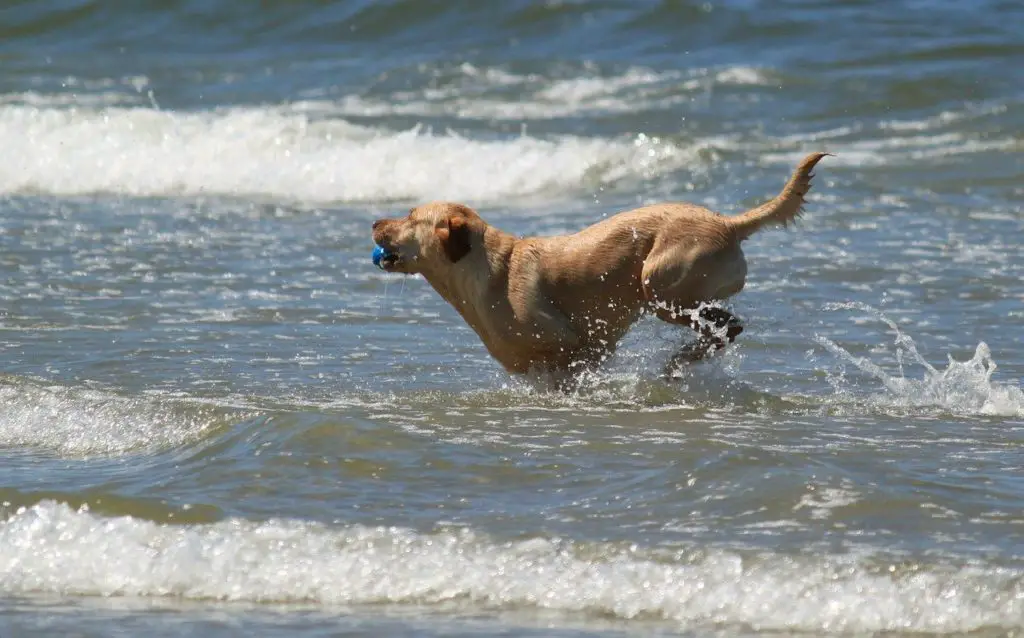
[759,99,1020,168]
[4,86,1016,204]
[325,63,771,120]
[1,501,1021,633]
[764,137,1017,169]
[0,378,241,456]
[0,1,715,56]
[0,102,693,203]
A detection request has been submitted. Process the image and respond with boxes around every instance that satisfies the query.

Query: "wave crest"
[1,501,1021,633]
[1,103,693,203]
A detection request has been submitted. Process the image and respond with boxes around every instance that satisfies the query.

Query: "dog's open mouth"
[372,245,401,271]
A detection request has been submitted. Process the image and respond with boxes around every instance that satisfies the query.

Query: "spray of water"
[815,302,1023,416]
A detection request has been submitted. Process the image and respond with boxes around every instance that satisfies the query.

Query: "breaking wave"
[0,501,1021,634]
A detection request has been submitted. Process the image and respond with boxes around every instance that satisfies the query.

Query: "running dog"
[372,153,828,380]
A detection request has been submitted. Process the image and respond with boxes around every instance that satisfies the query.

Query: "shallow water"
[1,1,1023,636]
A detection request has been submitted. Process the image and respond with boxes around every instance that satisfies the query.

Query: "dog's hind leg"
[657,305,743,375]
[640,239,746,372]
[694,305,744,344]
[647,297,742,371]
[647,303,742,342]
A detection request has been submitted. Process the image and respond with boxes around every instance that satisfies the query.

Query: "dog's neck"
[422,224,516,324]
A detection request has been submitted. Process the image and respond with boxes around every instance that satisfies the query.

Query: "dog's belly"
[476,304,642,375]
[485,342,602,376]
[478,338,566,375]
[567,305,642,349]
[551,278,644,342]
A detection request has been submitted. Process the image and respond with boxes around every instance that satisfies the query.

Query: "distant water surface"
[0,1,1022,636]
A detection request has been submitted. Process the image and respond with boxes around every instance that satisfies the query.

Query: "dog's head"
[371,202,482,275]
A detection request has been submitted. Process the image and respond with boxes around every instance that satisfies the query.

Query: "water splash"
[815,302,1024,416]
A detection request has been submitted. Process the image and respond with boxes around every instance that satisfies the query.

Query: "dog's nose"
[372,220,384,231]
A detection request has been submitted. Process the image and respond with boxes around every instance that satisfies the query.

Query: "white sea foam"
[879,102,1008,132]
[761,100,1017,167]
[0,90,143,108]
[763,134,1016,168]
[0,380,233,456]
[0,102,691,203]
[816,303,1024,417]
[0,501,1021,633]
[328,64,769,120]
[794,485,861,520]
[712,66,772,86]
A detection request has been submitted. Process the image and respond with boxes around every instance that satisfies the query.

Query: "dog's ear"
[436,216,472,263]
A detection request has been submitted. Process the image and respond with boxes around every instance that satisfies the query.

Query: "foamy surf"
[0,101,689,203]
[816,303,1024,417]
[325,63,772,119]
[760,99,1019,169]
[0,501,1020,634]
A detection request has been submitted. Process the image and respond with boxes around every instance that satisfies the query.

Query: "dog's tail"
[727,152,830,241]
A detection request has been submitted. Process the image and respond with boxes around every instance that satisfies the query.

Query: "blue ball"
[372,245,390,268]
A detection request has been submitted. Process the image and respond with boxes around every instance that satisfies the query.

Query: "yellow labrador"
[372,152,828,379]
